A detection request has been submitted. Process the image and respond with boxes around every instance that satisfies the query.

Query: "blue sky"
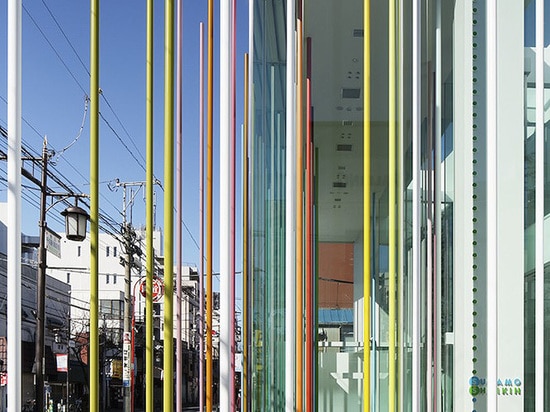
[1,0,249,281]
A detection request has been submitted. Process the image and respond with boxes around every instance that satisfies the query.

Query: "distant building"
[0,206,71,412]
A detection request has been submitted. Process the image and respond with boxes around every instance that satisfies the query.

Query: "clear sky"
[1,0,249,284]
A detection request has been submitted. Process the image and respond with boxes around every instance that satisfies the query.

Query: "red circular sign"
[139,277,164,303]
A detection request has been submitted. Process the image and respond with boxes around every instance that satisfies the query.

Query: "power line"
[39,0,90,76]
[22,4,87,94]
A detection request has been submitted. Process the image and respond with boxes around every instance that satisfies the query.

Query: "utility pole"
[35,140,49,412]
[116,180,147,412]
[25,138,89,412]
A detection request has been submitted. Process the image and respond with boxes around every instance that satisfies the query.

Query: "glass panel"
[305,0,365,409]
[250,0,287,410]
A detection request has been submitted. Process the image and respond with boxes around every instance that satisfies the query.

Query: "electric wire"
[39,0,90,76]
[22,4,87,94]
[3,5,200,255]
[36,1,147,170]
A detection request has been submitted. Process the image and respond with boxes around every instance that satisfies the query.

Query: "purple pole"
[199,22,205,412]
[230,0,237,410]
[176,0,183,408]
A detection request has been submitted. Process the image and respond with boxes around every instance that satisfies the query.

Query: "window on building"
[106,274,110,284]
[100,299,123,319]
[113,274,117,284]
[77,246,81,257]
[106,246,110,257]
[67,272,70,283]
[113,246,117,257]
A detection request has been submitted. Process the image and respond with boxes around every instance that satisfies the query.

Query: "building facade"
[240,0,545,410]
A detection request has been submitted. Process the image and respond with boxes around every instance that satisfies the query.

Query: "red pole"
[305,37,314,412]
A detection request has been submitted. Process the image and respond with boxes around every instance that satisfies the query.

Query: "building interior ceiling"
[307,0,389,244]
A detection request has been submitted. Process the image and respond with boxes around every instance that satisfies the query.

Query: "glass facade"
[242,0,546,410]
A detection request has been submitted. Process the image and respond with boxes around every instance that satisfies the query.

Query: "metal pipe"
[163,0,175,408]
[199,21,205,412]
[363,0,371,408]
[176,0,183,407]
[535,0,545,409]
[89,0,100,409]
[219,0,231,407]
[243,52,249,412]
[230,0,237,408]
[412,0,421,406]
[7,1,22,409]
[388,0,397,406]
[285,0,296,408]
[145,0,154,408]
[305,36,313,412]
[295,18,304,412]
[434,0,443,407]
[206,0,215,407]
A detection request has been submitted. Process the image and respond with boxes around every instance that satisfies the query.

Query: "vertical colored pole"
[434,0,443,408]
[388,0,397,408]
[206,0,214,407]
[305,37,313,412]
[412,0,421,407]
[220,0,231,408]
[230,1,237,409]
[176,0,183,407]
[145,0,154,409]
[199,21,205,412]
[397,0,404,408]
[363,0,371,408]
[7,1,22,410]
[163,0,175,410]
[243,52,249,412]
[535,0,545,409]
[285,0,297,409]
[89,0,100,410]
[295,17,304,412]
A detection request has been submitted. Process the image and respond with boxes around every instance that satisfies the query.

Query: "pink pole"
[230,0,237,410]
[176,0,183,408]
[199,22,205,412]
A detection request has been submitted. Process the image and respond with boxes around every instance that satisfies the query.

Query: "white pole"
[535,0,544,408]
[412,0,421,407]
[285,0,296,410]
[486,0,498,408]
[7,1,22,411]
[434,0,442,409]
[219,0,231,409]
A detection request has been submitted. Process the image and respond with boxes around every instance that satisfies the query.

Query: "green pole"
[89,0,99,410]
[163,0,175,410]
[145,0,154,409]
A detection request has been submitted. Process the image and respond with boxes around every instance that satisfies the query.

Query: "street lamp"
[30,139,89,412]
[61,205,89,242]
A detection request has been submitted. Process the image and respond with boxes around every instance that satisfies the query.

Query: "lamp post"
[32,140,89,412]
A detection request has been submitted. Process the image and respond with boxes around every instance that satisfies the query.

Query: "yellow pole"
[362,0,371,409]
[145,0,154,409]
[243,52,249,412]
[396,0,404,408]
[89,0,99,410]
[163,0,175,409]
[206,0,214,409]
[388,0,397,408]
[296,17,304,412]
